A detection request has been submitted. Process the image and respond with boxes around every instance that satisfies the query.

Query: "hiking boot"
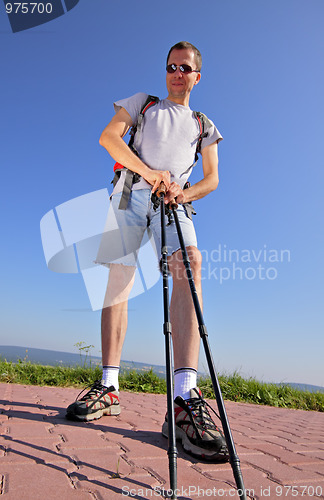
[66,381,120,421]
[162,387,229,462]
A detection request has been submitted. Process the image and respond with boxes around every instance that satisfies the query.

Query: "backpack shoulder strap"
[112,95,159,210]
[113,95,159,174]
[193,111,212,161]
[140,95,160,115]
[177,111,212,180]
[128,95,159,150]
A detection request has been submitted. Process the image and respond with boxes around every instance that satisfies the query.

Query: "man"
[66,41,228,462]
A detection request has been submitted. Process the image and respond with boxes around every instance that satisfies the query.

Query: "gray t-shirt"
[112,92,223,194]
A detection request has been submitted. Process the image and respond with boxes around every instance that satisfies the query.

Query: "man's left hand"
[164,182,186,205]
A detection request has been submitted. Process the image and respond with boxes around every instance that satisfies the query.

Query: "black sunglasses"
[166,64,200,74]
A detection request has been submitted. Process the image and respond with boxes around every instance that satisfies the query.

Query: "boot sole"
[66,404,121,421]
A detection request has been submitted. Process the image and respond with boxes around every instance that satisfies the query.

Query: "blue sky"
[1,0,323,386]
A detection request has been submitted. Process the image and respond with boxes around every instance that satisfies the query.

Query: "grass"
[198,373,324,412]
[0,358,323,412]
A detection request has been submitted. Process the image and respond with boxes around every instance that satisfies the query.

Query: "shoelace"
[186,393,221,432]
[75,380,105,402]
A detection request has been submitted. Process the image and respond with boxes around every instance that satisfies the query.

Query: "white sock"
[101,366,119,391]
[174,367,197,400]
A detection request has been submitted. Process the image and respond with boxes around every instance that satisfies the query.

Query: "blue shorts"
[95,189,197,266]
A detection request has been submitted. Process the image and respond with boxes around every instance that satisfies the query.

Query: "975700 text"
[5,3,53,14]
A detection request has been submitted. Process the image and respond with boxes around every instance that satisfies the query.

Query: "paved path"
[0,383,323,499]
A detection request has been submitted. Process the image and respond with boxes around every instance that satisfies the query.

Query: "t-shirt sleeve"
[113,92,149,125]
[201,117,223,150]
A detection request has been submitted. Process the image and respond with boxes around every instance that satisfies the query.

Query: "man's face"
[166,48,201,103]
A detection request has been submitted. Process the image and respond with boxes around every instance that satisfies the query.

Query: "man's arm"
[164,141,219,204]
[99,107,170,193]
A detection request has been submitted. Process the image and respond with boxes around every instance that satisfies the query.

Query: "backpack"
[112,95,210,211]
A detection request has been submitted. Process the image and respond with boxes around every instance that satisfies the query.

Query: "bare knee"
[109,263,136,283]
[103,263,136,307]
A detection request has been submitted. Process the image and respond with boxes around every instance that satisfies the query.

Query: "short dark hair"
[167,41,202,72]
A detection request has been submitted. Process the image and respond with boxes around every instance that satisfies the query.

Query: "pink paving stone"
[1,463,89,500]
[91,422,138,440]
[0,436,74,465]
[262,435,323,450]
[97,418,137,436]
[6,422,53,438]
[47,420,103,433]
[120,408,162,420]
[129,456,169,478]
[250,443,323,465]
[121,418,162,433]
[128,401,164,417]
[75,473,163,499]
[80,462,245,500]
[264,441,317,453]
[69,449,136,480]
[0,425,8,437]
[118,406,142,416]
[1,383,324,499]
[231,433,272,446]
[245,454,324,484]
[118,434,168,460]
[132,417,164,432]
[98,422,140,440]
[4,412,47,423]
[105,431,167,456]
[57,429,123,452]
[276,435,324,447]
[100,427,138,447]
[193,460,251,474]
[238,468,292,500]
[95,432,137,449]
[59,426,104,439]
[236,446,265,458]
[177,457,238,482]
[299,462,324,475]
[7,400,39,410]
[122,392,166,404]
[301,450,324,461]
[0,406,12,413]
[191,463,252,485]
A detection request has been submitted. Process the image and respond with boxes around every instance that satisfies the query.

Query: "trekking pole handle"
[157,182,167,197]
[157,182,178,209]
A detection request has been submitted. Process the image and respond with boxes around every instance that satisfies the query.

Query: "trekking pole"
[156,182,178,500]
[170,202,247,500]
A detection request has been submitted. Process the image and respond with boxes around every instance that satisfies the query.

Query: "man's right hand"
[144,169,171,194]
